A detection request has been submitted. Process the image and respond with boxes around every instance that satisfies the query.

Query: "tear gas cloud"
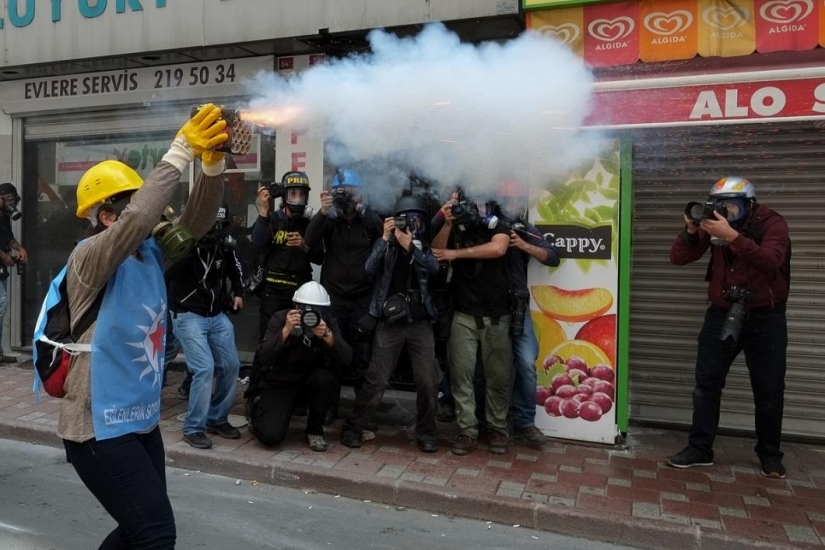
[244,23,601,213]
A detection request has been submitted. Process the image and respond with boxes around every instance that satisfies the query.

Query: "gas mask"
[152,206,195,262]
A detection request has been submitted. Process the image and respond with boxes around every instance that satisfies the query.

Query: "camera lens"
[301,309,321,329]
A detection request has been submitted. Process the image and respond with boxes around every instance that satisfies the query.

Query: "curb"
[0,420,804,550]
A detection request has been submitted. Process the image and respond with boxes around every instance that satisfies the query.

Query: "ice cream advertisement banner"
[528,141,620,444]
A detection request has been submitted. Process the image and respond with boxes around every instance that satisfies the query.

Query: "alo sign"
[0,0,166,29]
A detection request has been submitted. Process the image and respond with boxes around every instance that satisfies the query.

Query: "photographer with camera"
[0,182,26,363]
[248,281,351,452]
[304,168,384,423]
[666,177,790,478]
[167,203,244,449]
[246,172,323,401]
[492,179,560,448]
[432,192,512,456]
[340,195,441,452]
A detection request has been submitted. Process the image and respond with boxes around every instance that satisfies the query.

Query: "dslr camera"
[293,305,323,337]
[685,199,728,223]
[720,286,752,343]
[450,190,499,230]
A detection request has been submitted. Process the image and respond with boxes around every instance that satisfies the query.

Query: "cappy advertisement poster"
[528,139,621,444]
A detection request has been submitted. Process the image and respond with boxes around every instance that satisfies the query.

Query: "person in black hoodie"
[248,281,352,452]
[304,168,384,423]
[167,203,245,449]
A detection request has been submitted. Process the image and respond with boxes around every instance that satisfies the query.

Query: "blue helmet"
[332,168,362,188]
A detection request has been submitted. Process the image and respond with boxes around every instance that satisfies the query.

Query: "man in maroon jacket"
[665,177,790,479]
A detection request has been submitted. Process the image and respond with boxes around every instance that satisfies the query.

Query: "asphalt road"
[0,437,638,550]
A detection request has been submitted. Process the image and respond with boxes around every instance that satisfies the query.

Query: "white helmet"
[709,176,756,200]
[293,281,331,307]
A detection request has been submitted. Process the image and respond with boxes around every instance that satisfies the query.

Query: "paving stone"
[607,477,631,487]
[455,467,480,477]
[584,457,609,466]
[377,465,405,478]
[633,469,657,479]
[486,460,511,469]
[558,464,582,473]
[765,487,793,496]
[719,507,748,518]
[809,512,825,522]
[523,492,548,503]
[660,492,688,502]
[515,453,537,462]
[784,525,821,545]
[415,457,438,465]
[691,518,722,529]
[579,486,606,496]
[743,496,771,507]
[788,479,818,488]
[546,496,575,507]
[378,446,401,454]
[707,473,736,483]
[400,473,425,482]
[685,482,711,492]
[661,514,690,525]
[530,472,556,482]
[500,481,525,492]
[422,476,448,486]
[632,502,660,520]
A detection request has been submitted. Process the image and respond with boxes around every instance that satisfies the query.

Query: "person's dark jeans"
[63,426,175,550]
[345,319,439,441]
[248,368,338,446]
[688,305,787,461]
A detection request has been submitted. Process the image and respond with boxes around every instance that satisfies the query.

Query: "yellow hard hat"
[76,160,144,219]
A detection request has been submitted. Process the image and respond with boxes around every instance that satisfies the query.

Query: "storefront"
[526,0,825,439]
[0,0,521,359]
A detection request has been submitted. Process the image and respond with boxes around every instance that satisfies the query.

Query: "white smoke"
[245,23,601,212]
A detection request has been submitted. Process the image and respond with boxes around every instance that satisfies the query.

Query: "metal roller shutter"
[628,121,825,439]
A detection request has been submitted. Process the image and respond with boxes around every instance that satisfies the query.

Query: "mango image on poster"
[531,310,566,370]
[531,285,613,323]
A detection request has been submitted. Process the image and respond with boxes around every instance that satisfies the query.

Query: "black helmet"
[281,171,311,191]
[393,195,427,217]
[0,182,19,197]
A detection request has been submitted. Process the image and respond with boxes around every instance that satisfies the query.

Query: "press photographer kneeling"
[666,177,791,478]
[246,281,352,452]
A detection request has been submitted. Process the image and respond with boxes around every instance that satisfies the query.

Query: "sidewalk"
[2,362,824,550]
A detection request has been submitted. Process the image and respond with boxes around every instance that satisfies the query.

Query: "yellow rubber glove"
[176,103,229,158]
[202,149,225,168]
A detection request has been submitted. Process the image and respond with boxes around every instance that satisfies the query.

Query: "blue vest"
[91,239,167,440]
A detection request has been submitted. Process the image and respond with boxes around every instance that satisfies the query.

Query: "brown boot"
[450,434,477,456]
[488,431,509,454]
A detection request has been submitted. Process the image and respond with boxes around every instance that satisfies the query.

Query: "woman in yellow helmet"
[59,104,228,550]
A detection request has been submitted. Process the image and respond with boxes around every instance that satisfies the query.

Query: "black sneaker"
[206,422,241,439]
[665,447,713,469]
[760,456,786,479]
[183,432,213,449]
[340,428,362,449]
